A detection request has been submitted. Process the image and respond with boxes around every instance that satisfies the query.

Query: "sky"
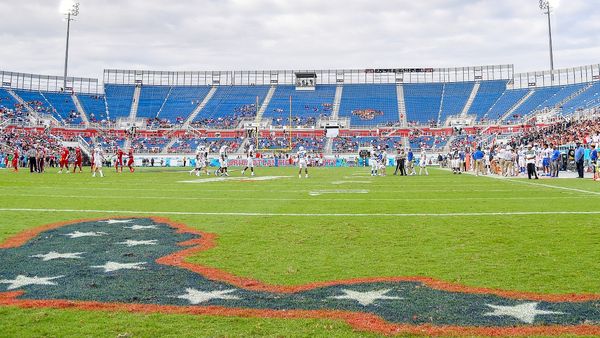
[0,0,598,81]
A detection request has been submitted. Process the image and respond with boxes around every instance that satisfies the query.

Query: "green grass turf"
[0,166,599,336]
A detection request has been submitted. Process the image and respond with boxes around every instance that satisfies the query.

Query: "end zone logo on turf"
[1,218,599,336]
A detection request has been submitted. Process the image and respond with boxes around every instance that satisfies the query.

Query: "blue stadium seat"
[510,86,562,118]
[404,84,443,125]
[104,84,136,120]
[468,81,507,120]
[264,85,336,127]
[193,86,270,128]
[159,86,212,122]
[339,84,399,127]
[561,81,600,115]
[43,92,82,125]
[439,82,475,123]
[77,94,108,123]
[13,90,64,122]
[136,86,171,119]
[0,88,18,110]
[484,89,530,122]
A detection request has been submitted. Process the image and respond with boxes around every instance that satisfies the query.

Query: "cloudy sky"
[0,0,598,80]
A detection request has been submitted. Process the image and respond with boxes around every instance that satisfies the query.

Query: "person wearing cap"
[575,142,585,179]
[525,144,539,180]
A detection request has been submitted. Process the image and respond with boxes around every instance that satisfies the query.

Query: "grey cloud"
[0,0,598,81]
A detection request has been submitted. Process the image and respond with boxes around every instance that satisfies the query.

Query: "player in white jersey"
[215,145,229,177]
[379,148,388,176]
[370,147,379,176]
[92,145,105,178]
[190,145,209,176]
[241,144,256,176]
[451,149,461,174]
[297,146,309,178]
[419,150,429,176]
[542,143,552,176]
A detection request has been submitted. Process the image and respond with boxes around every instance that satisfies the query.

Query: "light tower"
[63,1,80,90]
[539,0,555,75]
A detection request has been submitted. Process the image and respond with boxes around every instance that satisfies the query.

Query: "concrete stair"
[72,94,89,126]
[254,86,277,123]
[182,86,218,128]
[396,84,407,127]
[331,85,344,119]
[499,90,534,123]
[128,85,142,120]
[461,82,480,116]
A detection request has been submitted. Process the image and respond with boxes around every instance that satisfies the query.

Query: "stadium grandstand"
[1,64,600,159]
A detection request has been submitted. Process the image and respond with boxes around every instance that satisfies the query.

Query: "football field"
[1,166,599,337]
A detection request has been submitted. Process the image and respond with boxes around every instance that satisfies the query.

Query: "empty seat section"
[136,86,171,119]
[404,84,443,125]
[44,92,82,125]
[0,88,18,109]
[193,86,270,128]
[159,86,212,122]
[104,84,135,119]
[439,82,475,123]
[468,81,507,120]
[511,87,562,117]
[339,84,399,126]
[537,83,586,110]
[77,94,108,122]
[264,85,336,127]
[13,90,63,122]
[484,89,529,121]
[560,82,600,115]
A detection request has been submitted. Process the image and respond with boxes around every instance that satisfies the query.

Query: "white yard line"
[501,178,600,196]
[440,168,600,196]
[1,208,600,217]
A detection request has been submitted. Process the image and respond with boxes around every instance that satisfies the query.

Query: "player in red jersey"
[12,148,19,172]
[58,147,70,174]
[127,148,135,173]
[90,149,95,173]
[115,148,124,173]
[73,147,83,173]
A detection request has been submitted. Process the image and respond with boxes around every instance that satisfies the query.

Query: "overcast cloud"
[0,0,598,80]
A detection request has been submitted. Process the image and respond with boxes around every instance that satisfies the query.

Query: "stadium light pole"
[63,1,80,90]
[539,0,555,78]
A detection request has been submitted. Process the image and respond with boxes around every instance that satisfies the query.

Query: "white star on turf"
[63,231,108,238]
[124,225,158,231]
[0,275,64,290]
[329,289,403,306]
[177,288,240,305]
[91,262,147,272]
[30,251,85,261]
[101,219,134,224]
[116,239,158,247]
[484,302,565,324]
